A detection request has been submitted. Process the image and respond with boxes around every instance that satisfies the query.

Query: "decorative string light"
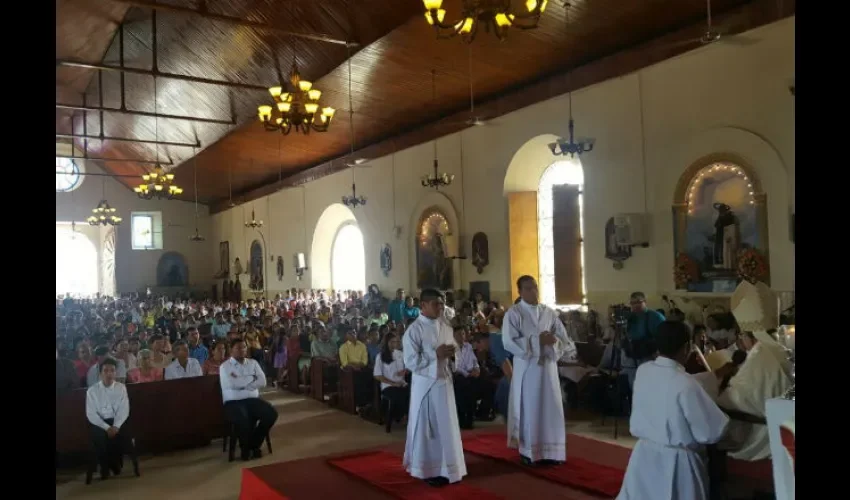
[686,162,755,215]
[419,212,449,247]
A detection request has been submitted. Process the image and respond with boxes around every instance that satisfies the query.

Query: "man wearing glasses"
[623,291,666,388]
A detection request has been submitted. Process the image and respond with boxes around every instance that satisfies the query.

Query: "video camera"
[609,304,630,328]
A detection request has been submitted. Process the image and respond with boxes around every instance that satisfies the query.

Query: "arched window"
[56,157,82,192]
[56,226,98,297]
[537,159,586,309]
[331,223,366,293]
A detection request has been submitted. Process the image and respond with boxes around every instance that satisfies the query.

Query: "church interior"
[56,1,796,499]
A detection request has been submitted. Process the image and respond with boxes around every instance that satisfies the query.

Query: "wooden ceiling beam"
[108,0,356,46]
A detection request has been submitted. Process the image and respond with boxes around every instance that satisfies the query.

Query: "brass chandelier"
[422,0,548,43]
[258,61,336,135]
[134,164,183,200]
[88,177,122,226]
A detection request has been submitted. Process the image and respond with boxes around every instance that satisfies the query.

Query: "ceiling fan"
[450,45,494,128]
[665,0,758,50]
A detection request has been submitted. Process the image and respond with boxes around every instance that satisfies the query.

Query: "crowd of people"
[57,277,792,498]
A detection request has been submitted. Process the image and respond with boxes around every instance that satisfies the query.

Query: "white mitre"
[731,280,779,339]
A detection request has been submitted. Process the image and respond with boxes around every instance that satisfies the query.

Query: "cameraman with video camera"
[622,292,665,389]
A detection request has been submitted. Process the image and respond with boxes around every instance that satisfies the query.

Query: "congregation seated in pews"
[57,281,793,498]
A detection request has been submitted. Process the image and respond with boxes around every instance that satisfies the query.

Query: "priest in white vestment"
[402,289,467,487]
[618,321,730,500]
[502,275,573,465]
[712,281,792,461]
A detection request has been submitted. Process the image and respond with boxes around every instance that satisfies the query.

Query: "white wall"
[210,18,795,305]
[56,148,213,294]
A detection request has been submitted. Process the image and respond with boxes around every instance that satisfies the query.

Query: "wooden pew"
[56,375,227,460]
[285,353,301,394]
[336,367,357,414]
[310,358,328,402]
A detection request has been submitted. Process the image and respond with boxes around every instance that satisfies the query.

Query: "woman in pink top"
[127,349,164,384]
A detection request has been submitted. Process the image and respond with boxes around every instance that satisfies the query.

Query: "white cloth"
[716,341,792,461]
[402,315,466,483]
[373,350,406,391]
[502,301,572,461]
[164,358,203,380]
[618,357,729,500]
[87,359,127,387]
[219,357,267,403]
[85,381,130,431]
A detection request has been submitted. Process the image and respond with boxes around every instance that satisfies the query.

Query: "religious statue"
[380,244,392,277]
[472,232,489,274]
[233,257,244,277]
[712,203,741,270]
[276,256,284,281]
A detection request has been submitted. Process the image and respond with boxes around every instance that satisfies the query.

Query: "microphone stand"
[606,321,627,440]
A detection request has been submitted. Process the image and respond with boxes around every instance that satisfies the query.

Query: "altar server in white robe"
[618,321,730,500]
[502,275,573,465]
[402,288,467,487]
[712,280,792,461]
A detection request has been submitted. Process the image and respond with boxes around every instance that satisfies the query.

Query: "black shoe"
[538,459,563,466]
[520,455,535,466]
[110,463,122,476]
[424,477,449,487]
[251,448,263,459]
[240,449,252,461]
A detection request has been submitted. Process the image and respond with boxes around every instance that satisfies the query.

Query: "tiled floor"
[56,389,635,500]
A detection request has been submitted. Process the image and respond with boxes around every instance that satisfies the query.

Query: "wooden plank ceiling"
[56,0,793,211]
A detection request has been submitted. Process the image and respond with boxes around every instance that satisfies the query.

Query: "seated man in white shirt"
[164,340,203,380]
[85,357,133,480]
[452,324,481,430]
[87,346,127,387]
[219,338,279,461]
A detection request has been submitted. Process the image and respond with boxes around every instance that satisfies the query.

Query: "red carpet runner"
[328,450,506,500]
[240,468,290,500]
[462,432,625,498]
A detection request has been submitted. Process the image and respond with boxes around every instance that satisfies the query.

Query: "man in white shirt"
[617,321,730,500]
[452,324,481,430]
[502,275,573,466]
[85,358,133,480]
[219,338,279,461]
[87,346,127,387]
[402,289,466,487]
[164,341,203,380]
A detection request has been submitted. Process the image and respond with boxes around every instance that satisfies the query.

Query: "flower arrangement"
[737,248,768,283]
[674,252,699,289]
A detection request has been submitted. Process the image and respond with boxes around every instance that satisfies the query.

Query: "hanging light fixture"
[548,90,595,157]
[257,60,336,135]
[189,152,205,242]
[245,208,264,229]
[134,76,183,199]
[422,0,548,43]
[88,177,123,226]
[135,164,183,199]
[421,70,455,190]
[341,47,367,209]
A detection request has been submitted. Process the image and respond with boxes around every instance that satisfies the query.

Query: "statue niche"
[672,159,769,293]
[416,210,453,290]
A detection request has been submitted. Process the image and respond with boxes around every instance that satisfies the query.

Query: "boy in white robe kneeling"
[402,288,467,487]
[618,321,730,500]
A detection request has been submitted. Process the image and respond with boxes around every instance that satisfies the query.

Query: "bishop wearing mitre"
[709,280,793,461]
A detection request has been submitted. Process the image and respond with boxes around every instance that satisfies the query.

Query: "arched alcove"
[56,227,99,297]
[503,133,563,194]
[249,240,264,291]
[310,203,358,290]
[659,126,790,292]
[408,191,461,292]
